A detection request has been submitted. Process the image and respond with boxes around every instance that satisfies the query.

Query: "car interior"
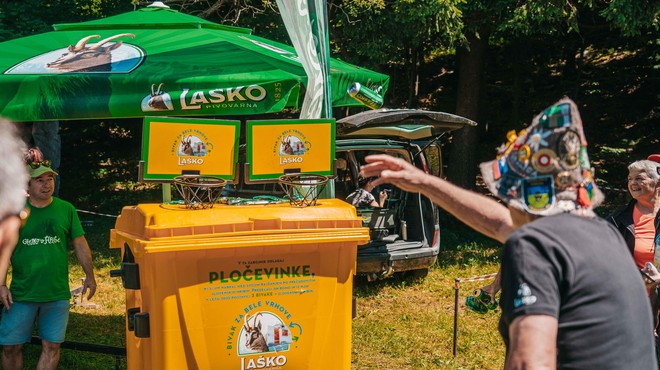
[335,149,412,244]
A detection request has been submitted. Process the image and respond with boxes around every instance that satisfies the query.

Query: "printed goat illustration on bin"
[243,313,269,353]
[240,312,294,355]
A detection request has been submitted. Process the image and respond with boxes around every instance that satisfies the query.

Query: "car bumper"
[356,242,439,275]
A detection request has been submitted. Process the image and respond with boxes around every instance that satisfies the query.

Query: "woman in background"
[609,158,660,368]
[608,159,660,269]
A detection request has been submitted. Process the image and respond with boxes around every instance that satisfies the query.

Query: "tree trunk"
[407,47,418,108]
[511,41,525,128]
[416,44,423,105]
[561,34,583,97]
[447,30,488,189]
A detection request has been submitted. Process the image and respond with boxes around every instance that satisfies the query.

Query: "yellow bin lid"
[110,199,370,252]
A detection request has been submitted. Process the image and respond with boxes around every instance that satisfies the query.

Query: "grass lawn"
[11,216,505,369]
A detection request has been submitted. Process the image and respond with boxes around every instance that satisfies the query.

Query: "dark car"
[226,108,475,281]
[334,109,475,280]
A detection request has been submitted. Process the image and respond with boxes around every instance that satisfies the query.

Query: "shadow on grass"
[354,221,503,298]
[23,312,127,370]
[438,219,501,267]
[66,311,126,346]
[353,271,429,298]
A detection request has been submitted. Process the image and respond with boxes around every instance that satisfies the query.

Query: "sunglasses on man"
[28,160,52,169]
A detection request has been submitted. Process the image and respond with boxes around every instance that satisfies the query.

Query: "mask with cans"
[479,97,604,216]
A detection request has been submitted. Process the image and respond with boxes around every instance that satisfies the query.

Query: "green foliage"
[499,1,580,35]
[599,146,629,155]
[600,0,660,36]
[457,0,658,40]
[58,119,162,215]
[0,0,127,42]
[330,0,465,65]
[163,0,292,44]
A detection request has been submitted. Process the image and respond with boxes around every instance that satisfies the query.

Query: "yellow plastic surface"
[111,199,369,370]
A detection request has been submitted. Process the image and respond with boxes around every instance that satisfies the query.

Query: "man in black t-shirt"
[499,214,653,368]
[361,98,657,369]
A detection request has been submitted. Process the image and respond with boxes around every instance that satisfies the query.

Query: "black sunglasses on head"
[28,160,52,169]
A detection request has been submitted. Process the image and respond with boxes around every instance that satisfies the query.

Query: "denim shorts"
[0,300,70,344]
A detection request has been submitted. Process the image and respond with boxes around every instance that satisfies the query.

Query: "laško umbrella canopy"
[0,5,389,121]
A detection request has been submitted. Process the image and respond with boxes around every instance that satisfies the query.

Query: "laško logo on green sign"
[179,86,268,110]
[210,265,312,284]
[141,84,269,113]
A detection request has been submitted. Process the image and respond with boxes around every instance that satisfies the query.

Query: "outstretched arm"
[72,235,97,300]
[361,154,514,243]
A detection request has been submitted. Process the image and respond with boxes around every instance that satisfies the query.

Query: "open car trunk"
[337,108,476,139]
[335,109,476,279]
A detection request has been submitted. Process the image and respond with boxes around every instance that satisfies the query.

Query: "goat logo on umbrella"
[4,33,143,74]
[141,83,174,112]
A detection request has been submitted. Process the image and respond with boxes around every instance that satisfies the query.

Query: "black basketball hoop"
[172,175,226,209]
[277,174,330,207]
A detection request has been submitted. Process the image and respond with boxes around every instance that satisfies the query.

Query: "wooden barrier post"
[453,278,460,358]
[451,272,498,358]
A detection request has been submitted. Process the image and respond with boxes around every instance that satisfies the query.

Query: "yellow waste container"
[110,199,369,370]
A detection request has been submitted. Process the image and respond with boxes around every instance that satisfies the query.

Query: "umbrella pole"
[162,184,172,203]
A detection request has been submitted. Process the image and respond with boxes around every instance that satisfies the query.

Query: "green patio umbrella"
[0,4,389,121]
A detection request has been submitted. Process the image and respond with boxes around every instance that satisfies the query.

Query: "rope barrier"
[455,272,499,285]
[600,185,628,194]
[76,209,119,218]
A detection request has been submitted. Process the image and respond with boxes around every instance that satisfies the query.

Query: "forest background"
[0,0,657,212]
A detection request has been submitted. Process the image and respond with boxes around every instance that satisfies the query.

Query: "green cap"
[27,164,58,178]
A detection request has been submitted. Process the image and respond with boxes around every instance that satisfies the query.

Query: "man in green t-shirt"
[0,154,97,370]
